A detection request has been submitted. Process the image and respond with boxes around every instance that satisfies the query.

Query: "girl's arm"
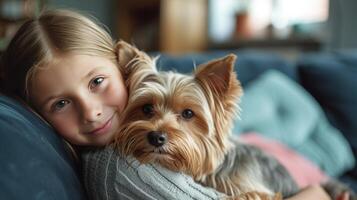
[81,146,225,200]
[286,185,331,200]
[82,146,338,200]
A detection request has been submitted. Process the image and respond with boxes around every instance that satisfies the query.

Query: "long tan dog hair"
[113,41,284,200]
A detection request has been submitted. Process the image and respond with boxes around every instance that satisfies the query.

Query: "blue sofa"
[0,95,86,199]
[1,50,356,199]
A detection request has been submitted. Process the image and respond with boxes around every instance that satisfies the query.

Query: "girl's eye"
[90,77,104,89]
[142,104,154,117]
[53,100,70,111]
[181,109,194,119]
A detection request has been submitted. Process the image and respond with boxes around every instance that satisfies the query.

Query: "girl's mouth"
[86,113,116,135]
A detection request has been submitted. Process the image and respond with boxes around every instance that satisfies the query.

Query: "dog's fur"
[113,41,355,200]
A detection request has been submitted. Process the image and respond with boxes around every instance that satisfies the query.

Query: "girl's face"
[30,54,127,146]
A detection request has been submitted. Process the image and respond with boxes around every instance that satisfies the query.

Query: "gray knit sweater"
[81,146,224,200]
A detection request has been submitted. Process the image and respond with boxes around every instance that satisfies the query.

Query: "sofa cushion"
[156,50,297,86]
[235,70,355,176]
[0,95,86,199]
[298,52,357,157]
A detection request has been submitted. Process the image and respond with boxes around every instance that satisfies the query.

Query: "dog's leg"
[201,140,298,198]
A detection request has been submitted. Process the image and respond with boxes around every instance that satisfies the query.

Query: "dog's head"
[114,41,242,179]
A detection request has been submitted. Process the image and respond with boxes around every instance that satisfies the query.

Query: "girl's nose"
[80,98,102,123]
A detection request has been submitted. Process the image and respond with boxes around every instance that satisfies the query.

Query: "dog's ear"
[115,40,156,74]
[195,54,239,96]
[116,40,140,68]
[115,40,157,92]
[195,54,242,147]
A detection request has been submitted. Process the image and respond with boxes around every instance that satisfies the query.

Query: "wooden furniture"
[116,0,208,55]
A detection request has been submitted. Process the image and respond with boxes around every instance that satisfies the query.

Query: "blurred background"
[0,0,356,57]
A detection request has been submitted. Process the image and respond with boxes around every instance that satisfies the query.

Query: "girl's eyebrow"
[81,66,107,82]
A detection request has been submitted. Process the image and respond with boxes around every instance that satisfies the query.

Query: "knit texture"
[81,146,224,200]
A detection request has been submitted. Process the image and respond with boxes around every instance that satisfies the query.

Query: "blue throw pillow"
[234,70,355,176]
[0,95,86,200]
[298,52,357,158]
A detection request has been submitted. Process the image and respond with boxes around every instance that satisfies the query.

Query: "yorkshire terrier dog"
[114,41,355,200]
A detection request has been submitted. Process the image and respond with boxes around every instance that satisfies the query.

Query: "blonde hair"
[0,9,117,100]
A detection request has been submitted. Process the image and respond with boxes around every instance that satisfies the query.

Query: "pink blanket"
[239,133,328,188]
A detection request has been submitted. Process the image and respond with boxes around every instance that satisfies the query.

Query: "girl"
[0,9,337,200]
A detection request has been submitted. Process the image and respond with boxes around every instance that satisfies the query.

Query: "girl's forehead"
[37,54,116,75]
[29,54,119,103]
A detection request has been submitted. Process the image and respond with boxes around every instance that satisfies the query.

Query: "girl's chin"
[93,131,116,146]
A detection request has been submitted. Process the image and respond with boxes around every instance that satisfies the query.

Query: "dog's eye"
[181,109,194,119]
[142,104,154,117]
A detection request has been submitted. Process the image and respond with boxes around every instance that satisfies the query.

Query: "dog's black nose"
[147,131,167,147]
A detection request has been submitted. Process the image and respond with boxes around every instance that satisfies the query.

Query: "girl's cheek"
[53,119,77,139]
[105,82,128,108]
[50,112,78,136]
